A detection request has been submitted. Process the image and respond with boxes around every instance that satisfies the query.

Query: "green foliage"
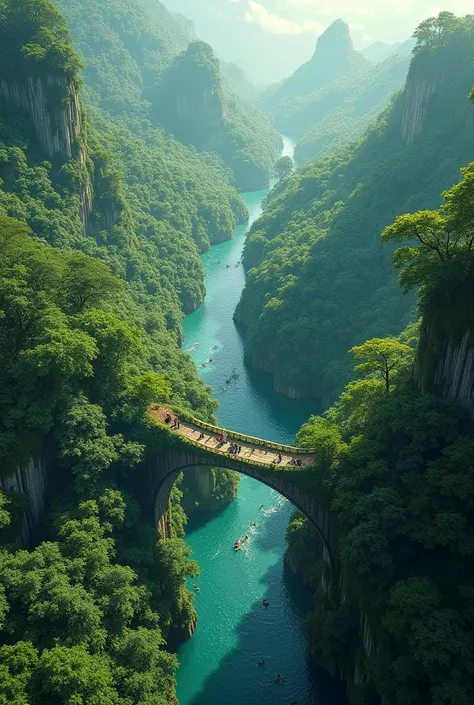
[286,510,323,588]
[211,468,240,502]
[275,156,294,180]
[300,363,474,703]
[293,56,410,163]
[382,166,474,307]
[154,41,281,190]
[236,13,474,404]
[350,337,414,393]
[0,0,82,84]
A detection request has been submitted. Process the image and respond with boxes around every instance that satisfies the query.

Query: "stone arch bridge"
[137,407,336,567]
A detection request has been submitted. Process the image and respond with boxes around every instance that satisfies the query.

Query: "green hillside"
[56,0,280,190]
[260,20,369,122]
[293,54,410,163]
[0,1,242,700]
[236,12,474,405]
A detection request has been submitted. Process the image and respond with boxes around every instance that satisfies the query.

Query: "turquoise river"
[177,137,347,705]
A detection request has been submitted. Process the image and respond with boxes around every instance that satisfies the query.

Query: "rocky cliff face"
[0,75,94,231]
[0,455,49,547]
[415,325,474,418]
[182,466,236,515]
[400,74,437,144]
[174,87,223,152]
[0,76,82,158]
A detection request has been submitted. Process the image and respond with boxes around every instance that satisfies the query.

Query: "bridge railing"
[180,432,303,470]
[155,405,315,455]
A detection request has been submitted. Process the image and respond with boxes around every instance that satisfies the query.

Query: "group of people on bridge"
[164,413,180,430]
[163,411,308,470]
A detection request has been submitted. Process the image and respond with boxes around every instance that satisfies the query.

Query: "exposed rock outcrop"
[400,75,437,144]
[0,454,49,547]
[0,76,94,231]
[415,325,474,418]
[0,76,82,158]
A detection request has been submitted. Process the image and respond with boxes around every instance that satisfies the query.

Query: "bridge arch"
[138,408,337,572]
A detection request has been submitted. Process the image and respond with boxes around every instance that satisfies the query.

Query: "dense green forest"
[0,0,244,701]
[55,0,280,190]
[0,214,201,703]
[154,41,281,190]
[290,147,474,704]
[236,12,474,405]
[293,54,409,163]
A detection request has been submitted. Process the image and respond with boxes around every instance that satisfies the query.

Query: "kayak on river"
[234,535,250,551]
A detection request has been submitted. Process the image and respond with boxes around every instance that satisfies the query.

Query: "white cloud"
[244,1,324,34]
[263,0,474,44]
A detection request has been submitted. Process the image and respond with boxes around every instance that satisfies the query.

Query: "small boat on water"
[233,535,250,551]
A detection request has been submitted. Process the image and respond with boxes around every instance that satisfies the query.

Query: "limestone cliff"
[181,466,237,515]
[400,73,437,144]
[0,454,49,547]
[0,76,82,158]
[415,324,474,418]
[261,20,369,114]
[0,75,94,231]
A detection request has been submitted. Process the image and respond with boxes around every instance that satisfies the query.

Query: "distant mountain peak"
[311,19,353,63]
[314,20,352,50]
[260,18,367,109]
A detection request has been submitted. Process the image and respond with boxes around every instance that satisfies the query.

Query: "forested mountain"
[236,12,474,405]
[360,38,415,63]
[292,54,410,162]
[55,0,280,190]
[290,137,474,704]
[0,0,243,700]
[260,20,369,120]
[153,41,281,190]
[260,19,409,164]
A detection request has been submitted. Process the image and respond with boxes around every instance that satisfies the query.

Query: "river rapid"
[176,137,346,705]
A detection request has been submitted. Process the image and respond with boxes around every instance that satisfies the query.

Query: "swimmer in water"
[193,585,200,591]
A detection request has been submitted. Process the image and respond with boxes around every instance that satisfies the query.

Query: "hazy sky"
[232,0,473,46]
[164,0,472,83]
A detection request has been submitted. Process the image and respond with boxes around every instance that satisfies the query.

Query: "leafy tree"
[0,494,10,530]
[0,641,38,705]
[275,156,294,180]
[32,646,119,705]
[350,337,414,393]
[61,254,123,314]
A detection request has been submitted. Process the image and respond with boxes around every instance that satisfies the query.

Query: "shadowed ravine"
[176,137,346,705]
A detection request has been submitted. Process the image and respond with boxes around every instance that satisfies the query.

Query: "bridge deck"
[151,407,316,468]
